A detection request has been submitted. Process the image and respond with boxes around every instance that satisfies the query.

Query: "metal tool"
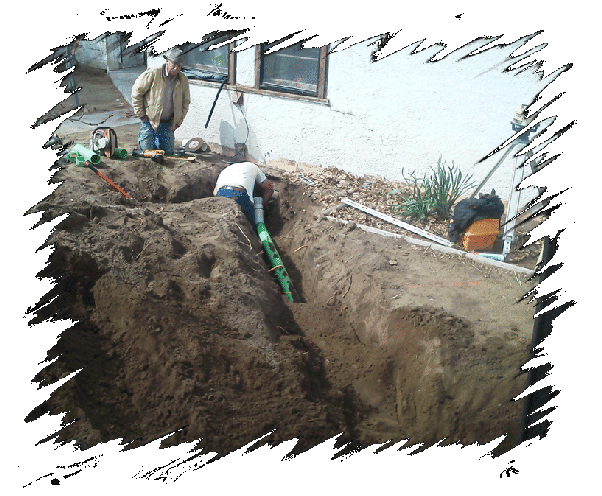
[132,149,165,164]
[183,137,209,153]
[164,155,196,162]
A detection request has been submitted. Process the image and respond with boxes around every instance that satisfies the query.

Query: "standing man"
[214,162,274,227]
[131,48,191,156]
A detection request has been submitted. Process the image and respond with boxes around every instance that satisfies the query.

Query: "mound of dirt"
[26,135,536,458]
[24,66,539,459]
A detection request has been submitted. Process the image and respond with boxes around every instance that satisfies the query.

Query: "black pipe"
[205,76,229,128]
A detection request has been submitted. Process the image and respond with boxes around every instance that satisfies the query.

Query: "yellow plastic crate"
[462,218,500,251]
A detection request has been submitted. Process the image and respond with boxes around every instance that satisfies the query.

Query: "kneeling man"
[214,162,274,226]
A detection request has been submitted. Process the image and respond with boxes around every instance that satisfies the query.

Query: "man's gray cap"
[163,48,184,64]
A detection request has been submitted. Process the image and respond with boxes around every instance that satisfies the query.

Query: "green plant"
[389,170,431,220]
[389,156,474,221]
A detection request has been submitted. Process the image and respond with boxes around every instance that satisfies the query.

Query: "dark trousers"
[216,188,256,227]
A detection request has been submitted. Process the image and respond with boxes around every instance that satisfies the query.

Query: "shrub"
[389,156,474,221]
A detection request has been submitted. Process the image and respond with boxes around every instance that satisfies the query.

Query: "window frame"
[181,41,236,85]
[177,41,330,107]
[254,43,329,101]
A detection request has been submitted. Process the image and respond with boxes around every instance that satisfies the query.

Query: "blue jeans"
[138,121,175,155]
[216,188,256,227]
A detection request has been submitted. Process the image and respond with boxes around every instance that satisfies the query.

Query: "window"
[256,42,328,99]
[181,41,235,84]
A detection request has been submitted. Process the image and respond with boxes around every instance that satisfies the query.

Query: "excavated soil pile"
[25,66,537,459]
[26,149,536,458]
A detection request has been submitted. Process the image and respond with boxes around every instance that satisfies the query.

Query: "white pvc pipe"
[325,216,534,275]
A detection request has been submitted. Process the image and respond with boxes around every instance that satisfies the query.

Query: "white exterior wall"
[150,39,546,204]
[76,34,140,71]
[75,40,108,70]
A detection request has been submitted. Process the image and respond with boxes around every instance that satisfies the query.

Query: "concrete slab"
[108,66,146,105]
[55,67,146,136]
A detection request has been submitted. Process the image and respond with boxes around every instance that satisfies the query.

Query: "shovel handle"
[85,161,132,199]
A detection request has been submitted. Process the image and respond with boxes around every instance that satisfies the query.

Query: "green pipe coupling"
[67,152,89,167]
[113,148,128,159]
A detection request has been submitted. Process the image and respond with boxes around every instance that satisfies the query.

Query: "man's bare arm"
[258,179,274,204]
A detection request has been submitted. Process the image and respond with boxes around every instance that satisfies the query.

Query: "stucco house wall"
[76,33,143,71]
[150,38,545,205]
[75,39,108,70]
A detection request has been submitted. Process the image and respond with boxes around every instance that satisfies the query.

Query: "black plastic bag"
[448,190,504,243]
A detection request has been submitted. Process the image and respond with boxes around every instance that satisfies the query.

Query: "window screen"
[182,43,229,82]
[261,44,320,96]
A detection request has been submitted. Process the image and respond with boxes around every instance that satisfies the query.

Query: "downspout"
[254,198,301,302]
[66,39,80,109]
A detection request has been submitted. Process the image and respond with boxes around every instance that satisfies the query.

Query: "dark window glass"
[181,43,229,82]
[261,44,320,96]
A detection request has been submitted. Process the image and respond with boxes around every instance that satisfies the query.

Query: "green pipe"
[68,143,101,165]
[257,223,301,302]
[254,198,300,302]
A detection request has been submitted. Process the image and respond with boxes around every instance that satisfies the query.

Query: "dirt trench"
[26,154,534,459]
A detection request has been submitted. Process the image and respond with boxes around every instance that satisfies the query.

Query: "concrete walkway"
[107,66,146,106]
[57,110,141,134]
[57,66,146,135]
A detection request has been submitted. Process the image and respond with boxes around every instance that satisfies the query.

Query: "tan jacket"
[131,65,191,131]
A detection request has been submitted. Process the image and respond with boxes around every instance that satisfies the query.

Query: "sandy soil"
[25,67,538,460]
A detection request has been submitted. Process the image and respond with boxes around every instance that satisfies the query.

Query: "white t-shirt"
[215,162,267,200]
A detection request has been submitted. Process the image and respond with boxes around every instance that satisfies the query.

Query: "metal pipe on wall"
[65,40,80,108]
